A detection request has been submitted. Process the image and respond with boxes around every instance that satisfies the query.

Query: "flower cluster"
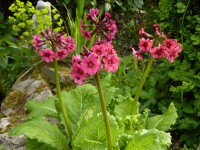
[132,24,182,63]
[33,28,76,62]
[80,8,117,42]
[71,40,120,85]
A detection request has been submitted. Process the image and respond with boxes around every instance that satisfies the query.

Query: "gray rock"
[0,118,10,130]
[1,73,53,116]
[40,65,71,85]
[0,70,53,150]
[0,133,25,150]
[39,65,67,84]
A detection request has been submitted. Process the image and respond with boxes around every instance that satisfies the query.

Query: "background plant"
[124,0,200,149]
[0,0,66,102]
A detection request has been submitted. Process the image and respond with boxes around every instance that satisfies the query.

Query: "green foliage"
[25,97,58,119]
[64,0,95,54]
[73,113,120,149]
[114,97,139,117]
[9,74,177,149]
[139,0,200,148]
[0,0,67,100]
[0,10,33,97]
[146,103,178,131]
[26,139,56,150]
[154,0,173,21]
[61,84,99,132]
[9,117,69,150]
[125,129,171,150]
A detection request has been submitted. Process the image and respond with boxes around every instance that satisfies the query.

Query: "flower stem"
[132,57,154,114]
[95,72,113,150]
[52,44,73,140]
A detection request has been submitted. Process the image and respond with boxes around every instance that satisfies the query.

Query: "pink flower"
[71,63,87,85]
[163,39,175,50]
[138,38,153,52]
[132,48,143,60]
[81,30,92,40]
[33,34,43,51]
[72,54,81,64]
[162,39,181,63]
[139,28,152,37]
[55,49,68,60]
[166,43,181,63]
[81,9,117,42]
[103,42,116,55]
[91,44,107,58]
[106,20,117,40]
[104,12,111,19]
[39,49,55,62]
[81,53,101,75]
[87,8,99,22]
[60,36,76,53]
[103,54,120,72]
[150,46,167,59]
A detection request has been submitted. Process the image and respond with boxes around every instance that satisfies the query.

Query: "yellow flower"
[52,8,57,14]
[54,14,60,20]
[8,16,16,22]
[26,1,32,7]
[20,35,24,39]
[23,31,29,36]
[8,4,16,12]
[18,8,25,13]
[57,19,63,26]
[18,22,25,28]
[14,13,20,18]
[26,20,33,26]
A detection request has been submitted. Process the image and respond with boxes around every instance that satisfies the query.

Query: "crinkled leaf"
[146,102,178,131]
[62,84,99,132]
[9,117,69,150]
[26,139,55,150]
[114,97,139,117]
[26,97,58,119]
[73,113,120,149]
[101,73,118,106]
[125,129,171,150]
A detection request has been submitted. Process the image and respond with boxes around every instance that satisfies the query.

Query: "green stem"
[95,72,113,150]
[52,44,73,141]
[132,57,154,114]
[181,0,190,44]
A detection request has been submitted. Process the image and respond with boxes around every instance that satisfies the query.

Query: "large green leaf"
[26,97,58,119]
[62,84,99,132]
[73,113,120,149]
[9,117,69,150]
[125,129,171,150]
[101,73,118,106]
[26,139,55,150]
[146,102,178,131]
[114,97,139,117]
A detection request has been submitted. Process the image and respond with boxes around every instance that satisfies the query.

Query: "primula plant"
[70,8,120,149]
[9,7,179,150]
[132,24,182,110]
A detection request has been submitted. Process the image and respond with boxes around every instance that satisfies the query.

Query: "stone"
[39,65,72,84]
[0,69,53,150]
[0,133,25,150]
[0,117,10,130]
[1,72,53,117]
